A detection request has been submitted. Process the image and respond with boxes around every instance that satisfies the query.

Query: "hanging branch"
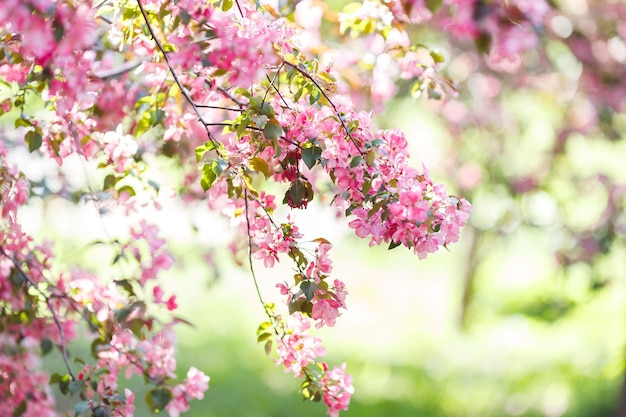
[284,62,365,157]
[0,246,76,382]
[136,0,224,157]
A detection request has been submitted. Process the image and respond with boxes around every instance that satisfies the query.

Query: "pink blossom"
[321,363,354,417]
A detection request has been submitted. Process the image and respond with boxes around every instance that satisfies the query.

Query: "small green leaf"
[55,373,71,395]
[117,185,136,196]
[309,87,321,105]
[251,114,269,129]
[263,121,283,140]
[257,321,272,335]
[13,401,26,417]
[257,332,272,343]
[195,141,219,162]
[475,32,492,54]
[236,117,250,138]
[250,157,270,179]
[430,49,445,64]
[349,155,362,168]
[388,240,402,250]
[425,0,443,13]
[125,318,145,339]
[25,130,42,153]
[301,146,322,170]
[427,87,442,100]
[49,373,64,384]
[114,306,134,323]
[300,281,318,301]
[146,387,173,413]
[103,174,117,190]
[52,19,65,42]
[74,401,90,417]
[234,87,251,98]
[41,338,53,355]
[69,380,86,395]
[201,163,218,191]
[264,339,273,355]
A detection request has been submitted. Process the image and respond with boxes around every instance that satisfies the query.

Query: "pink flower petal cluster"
[207,8,294,87]
[166,367,211,417]
[276,312,327,377]
[321,363,354,417]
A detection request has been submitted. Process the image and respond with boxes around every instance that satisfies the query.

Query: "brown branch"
[284,62,364,156]
[136,0,224,157]
[0,246,76,382]
[217,86,245,108]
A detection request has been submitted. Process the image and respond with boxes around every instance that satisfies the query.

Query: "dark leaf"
[146,387,173,413]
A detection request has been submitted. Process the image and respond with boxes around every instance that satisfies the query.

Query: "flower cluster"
[267,312,354,417]
[0,0,480,415]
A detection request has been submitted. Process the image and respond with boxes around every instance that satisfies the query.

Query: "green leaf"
[125,318,146,339]
[25,130,42,153]
[74,401,90,417]
[15,116,31,129]
[475,32,492,54]
[425,0,443,14]
[9,268,24,286]
[302,146,322,169]
[200,163,218,191]
[257,321,272,335]
[430,49,445,64]
[427,87,442,100]
[117,185,136,197]
[146,387,173,413]
[257,332,272,343]
[148,179,160,192]
[250,157,270,178]
[195,141,219,162]
[213,158,229,175]
[260,102,274,117]
[52,19,65,42]
[114,305,134,323]
[49,373,64,384]
[236,116,250,138]
[294,86,304,102]
[263,121,283,140]
[249,96,263,111]
[388,240,402,250]
[69,380,85,395]
[300,281,318,301]
[93,407,107,417]
[309,87,321,105]
[264,339,273,355]
[251,114,269,129]
[41,338,53,355]
[54,373,71,395]
[103,174,117,190]
[289,296,306,314]
[234,87,251,98]
[13,401,26,417]
[90,337,108,357]
[349,155,362,168]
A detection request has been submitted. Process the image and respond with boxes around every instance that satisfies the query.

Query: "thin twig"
[263,62,284,105]
[234,0,245,17]
[243,188,268,311]
[196,104,244,112]
[0,246,76,381]
[217,86,245,108]
[284,62,365,156]
[136,0,224,157]
[93,59,146,80]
